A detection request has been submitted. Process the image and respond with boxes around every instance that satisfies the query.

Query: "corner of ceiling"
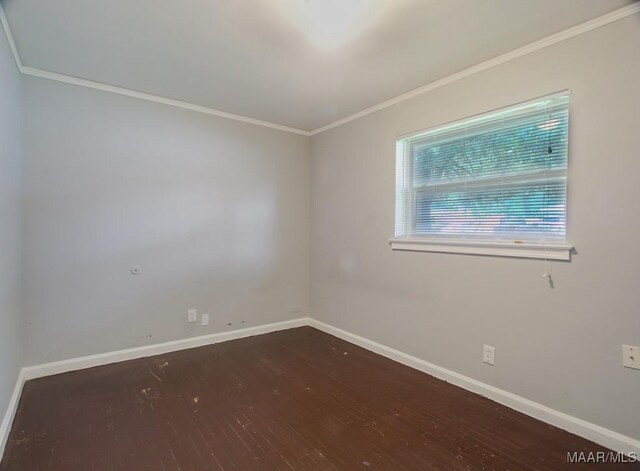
[2,1,639,137]
[0,1,24,72]
[0,1,312,137]
[307,1,640,136]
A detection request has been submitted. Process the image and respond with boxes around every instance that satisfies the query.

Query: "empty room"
[1,0,639,469]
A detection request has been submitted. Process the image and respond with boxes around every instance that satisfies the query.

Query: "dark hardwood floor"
[1,327,636,470]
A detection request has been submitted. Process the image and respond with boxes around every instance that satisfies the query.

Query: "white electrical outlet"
[623,345,640,370]
[187,309,197,323]
[201,313,210,326]
[483,345,495,366]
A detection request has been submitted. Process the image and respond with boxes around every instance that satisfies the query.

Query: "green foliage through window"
[395,93,569,241]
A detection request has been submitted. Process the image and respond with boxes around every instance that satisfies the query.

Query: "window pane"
[414,179,566,239]
[395,92,570,242]
[412,110,568,187]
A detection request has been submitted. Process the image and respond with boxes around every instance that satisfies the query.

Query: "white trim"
[390,238,573,261]
[307,319,640,456]
[2,317,639,460]
[0,369,25,460]
[1,318,307,461]
[309,2,640,135]
[22,318,308,380]
[0,3,310,137]
[19,67,311,136]
[0,0,22,70]
[395,89,570,141]
[2,2,639,137]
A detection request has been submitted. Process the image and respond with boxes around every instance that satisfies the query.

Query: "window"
[392,92,573,260]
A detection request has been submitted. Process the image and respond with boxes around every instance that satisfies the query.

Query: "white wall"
[21,76,310,365]
[6,5,640,449]
[0,27,22,418]
[311,15,640,440]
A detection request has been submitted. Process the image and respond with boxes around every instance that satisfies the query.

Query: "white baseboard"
[0,368,25,460]
[3,316,638,462]
[22,318,308,381]
[307,318,640,456]
[2,318,309,462]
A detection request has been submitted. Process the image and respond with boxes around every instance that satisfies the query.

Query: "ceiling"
[2,0,633,131]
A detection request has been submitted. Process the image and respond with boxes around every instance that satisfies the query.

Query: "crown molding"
[0,0,22,70]
[19,67,312,135]
[308,1,640,136]
[2,1,639,137]
[0,2,310,136]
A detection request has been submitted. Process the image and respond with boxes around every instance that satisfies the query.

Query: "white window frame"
[390,91,574,260]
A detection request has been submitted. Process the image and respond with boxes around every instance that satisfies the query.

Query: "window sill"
[389,238,573,260]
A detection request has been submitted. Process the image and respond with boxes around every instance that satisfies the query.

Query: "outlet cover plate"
[483,345,495,366]
[623,345,640,369]
[188,309,197,323]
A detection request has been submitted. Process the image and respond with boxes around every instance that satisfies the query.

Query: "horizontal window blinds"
[395,92,569,242]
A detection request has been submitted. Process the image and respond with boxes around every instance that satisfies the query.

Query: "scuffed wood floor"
[1,327,635,470]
